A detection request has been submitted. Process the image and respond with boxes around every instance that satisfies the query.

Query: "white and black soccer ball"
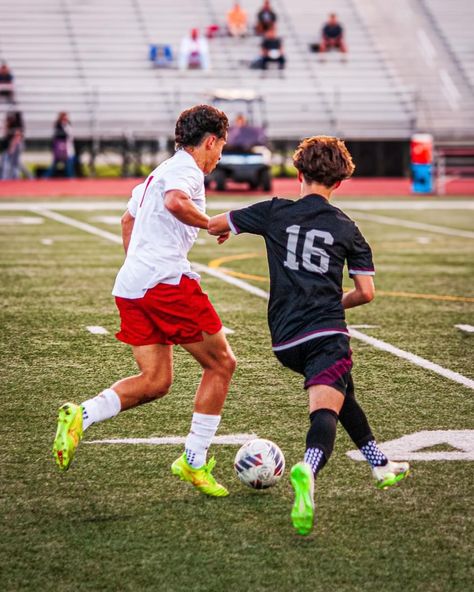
[234,438,285,489]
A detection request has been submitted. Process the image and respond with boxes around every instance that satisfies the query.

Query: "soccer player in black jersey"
[208,136,410,535]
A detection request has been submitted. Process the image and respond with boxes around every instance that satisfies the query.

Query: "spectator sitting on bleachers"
[320,13,347,54]
[45,112,75,178]
[149,44,173,68]
[255,0,277,35]
[0,111,25,179]
[227,2,248,38]
[0,62,15,103]
[227,114,267,151]
[179,28,211,71]
[260,26,285,72]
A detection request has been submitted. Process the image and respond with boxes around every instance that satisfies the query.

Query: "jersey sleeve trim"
[348,268,375,276]
[227,211,241,235]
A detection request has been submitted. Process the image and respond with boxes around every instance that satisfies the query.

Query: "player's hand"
[217,232,230,244]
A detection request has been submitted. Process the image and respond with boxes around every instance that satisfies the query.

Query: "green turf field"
[1,197,473,592]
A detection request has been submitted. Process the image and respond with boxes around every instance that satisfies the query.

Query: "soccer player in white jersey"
[53,105,236,497]
[209,136,410,531]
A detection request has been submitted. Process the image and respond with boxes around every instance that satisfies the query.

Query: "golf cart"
[206,90,272,191]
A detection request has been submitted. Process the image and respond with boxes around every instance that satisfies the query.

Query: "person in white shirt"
[53,105,235,497]
[178,28,211,71]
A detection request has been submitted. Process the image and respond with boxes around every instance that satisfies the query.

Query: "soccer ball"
[234,438,285,489]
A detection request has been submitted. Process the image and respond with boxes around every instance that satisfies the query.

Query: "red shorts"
[115,276,222,346]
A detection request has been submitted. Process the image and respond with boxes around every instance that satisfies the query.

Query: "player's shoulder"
[268,196,300,209]
[328,201,356,225]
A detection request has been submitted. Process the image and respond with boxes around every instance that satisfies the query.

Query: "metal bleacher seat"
[421,0,474,91]
[0,0,468,144]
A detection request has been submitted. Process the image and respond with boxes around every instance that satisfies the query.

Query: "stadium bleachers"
[420,0,474,91]
[0,0,471,143]
[354,0,474,141]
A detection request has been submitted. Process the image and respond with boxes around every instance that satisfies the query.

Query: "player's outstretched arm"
[342,275,375,309]
[208,213,230,235]
[164,190,209,229]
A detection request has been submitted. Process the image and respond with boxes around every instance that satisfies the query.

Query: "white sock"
[81,388,121,431]
[185,412,221,468]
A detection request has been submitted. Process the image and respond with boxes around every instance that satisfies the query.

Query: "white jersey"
[112,149,205,299]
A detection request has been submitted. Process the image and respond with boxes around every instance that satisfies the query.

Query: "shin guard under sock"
[304,408,339,476]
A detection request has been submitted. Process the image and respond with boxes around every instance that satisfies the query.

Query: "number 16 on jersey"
[284,225,334,274]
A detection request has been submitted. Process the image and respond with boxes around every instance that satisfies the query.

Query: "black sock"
[304,408,338,476]
[338,388,374,449]
[338,387,388,467]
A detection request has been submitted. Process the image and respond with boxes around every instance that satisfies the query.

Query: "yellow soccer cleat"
[171,453,229,497]
[290,462,315,536]
[52,403,83,471]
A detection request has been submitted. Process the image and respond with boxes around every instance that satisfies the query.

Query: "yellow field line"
[207,252,474,303]
[376,290,474,303]
[208,252,262,268]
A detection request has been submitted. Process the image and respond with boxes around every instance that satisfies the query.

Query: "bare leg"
[181,329,236,414]
[112,343,173,410]
[308,384,344,414]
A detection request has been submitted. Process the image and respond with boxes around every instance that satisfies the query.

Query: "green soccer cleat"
[373,460,410,490]
[52,403,83,471]
[290,462,315,536]
[171,453,229,497]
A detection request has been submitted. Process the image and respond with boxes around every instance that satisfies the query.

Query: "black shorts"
[274,333,354,395]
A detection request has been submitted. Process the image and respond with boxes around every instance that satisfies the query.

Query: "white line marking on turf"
[416,236,431,244]
[2,200,474,212]
[223,326,235,335]
[38,211,474,390]
[90,215,122,225]
[455,324,474,333]
[192,262,269,299]
[346,211,474,239]
[348,324,379,329]
[342,201,474,211]
[349,328,474,390]
[0,215,44,224]
[36,209,123,245]
[41,238,54,245]
[86,326,109,335]
[347,430,474,461]
[86,433,257,446]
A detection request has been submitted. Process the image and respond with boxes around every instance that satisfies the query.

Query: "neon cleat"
[52,403,83,471]
[171,453,229,497]
[290,462,315,536]
[373,460,410,490]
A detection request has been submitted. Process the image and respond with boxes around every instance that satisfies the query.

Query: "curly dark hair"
[175,104,229,148]
[293,136,355,187]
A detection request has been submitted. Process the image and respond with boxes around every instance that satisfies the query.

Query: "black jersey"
[228,195,375,350]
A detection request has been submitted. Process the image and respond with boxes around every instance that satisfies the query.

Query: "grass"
[0,197,473,591]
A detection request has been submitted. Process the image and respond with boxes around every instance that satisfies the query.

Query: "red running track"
[0,177,473,198]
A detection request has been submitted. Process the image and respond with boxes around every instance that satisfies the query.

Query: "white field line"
[455,324,474,333]
[345,211,474,239]
[348,328,474,390]
[86,433,257,446]
[347,429,474,461]
[38,210,474,390]
[37,209,122,245]
[86,326,109,335]
[0,215,44,224]
[1,199,474,212]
